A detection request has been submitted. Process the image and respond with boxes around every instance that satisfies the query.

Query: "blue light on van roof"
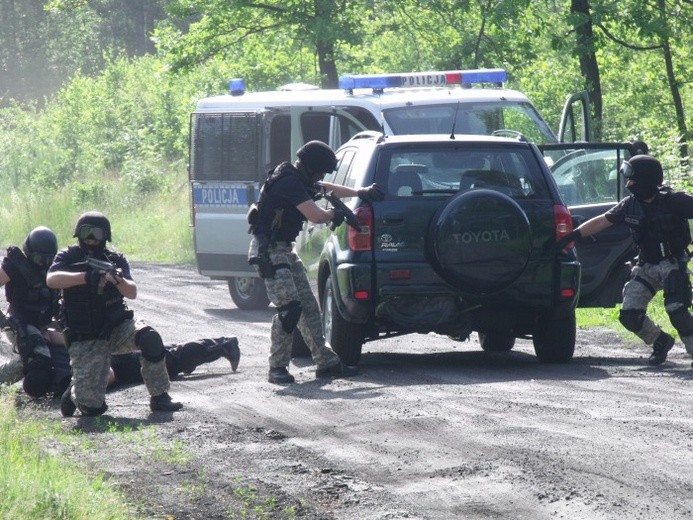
[229,78,245,96]
[338,69,507,91]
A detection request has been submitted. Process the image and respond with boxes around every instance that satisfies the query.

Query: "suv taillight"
[348,206,373,251]
[553,204,574,247]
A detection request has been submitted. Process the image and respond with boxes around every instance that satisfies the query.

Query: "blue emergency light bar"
[338,68,507,91]
[228,78,245,96]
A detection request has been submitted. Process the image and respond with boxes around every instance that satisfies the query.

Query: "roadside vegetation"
[0,388,136,519]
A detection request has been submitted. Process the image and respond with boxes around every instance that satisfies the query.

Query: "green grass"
[0,388,135,520]
[0,163,194,264]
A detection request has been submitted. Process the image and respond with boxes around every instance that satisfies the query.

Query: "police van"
[188,68,592,309]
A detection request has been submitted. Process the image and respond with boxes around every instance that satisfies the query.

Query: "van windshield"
[383,101,557,144]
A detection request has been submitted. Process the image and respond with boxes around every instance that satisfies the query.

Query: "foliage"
[0,388,135,519]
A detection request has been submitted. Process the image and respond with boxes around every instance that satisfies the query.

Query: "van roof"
[194,86,532,112]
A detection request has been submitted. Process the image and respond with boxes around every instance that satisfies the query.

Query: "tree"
[159,0,369,87]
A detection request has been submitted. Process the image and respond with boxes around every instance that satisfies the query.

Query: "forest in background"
[0,0,691,255]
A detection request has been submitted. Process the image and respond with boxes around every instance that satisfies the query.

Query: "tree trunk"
[571,0,603,140]
[658,0,689,162]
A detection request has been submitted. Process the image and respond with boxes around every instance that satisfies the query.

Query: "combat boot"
[315,361,359,379]
[150,392,183,411]
[60,385,76,417]
[268,367,295,384]
[220,337,241,372]
[649,331,675,366]
[78,402,108,417]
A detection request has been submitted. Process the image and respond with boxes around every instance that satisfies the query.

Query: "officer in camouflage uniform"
[47,211,183,416]
[248,140,383,384]
[0,227,61,392]
[558,154,693,366]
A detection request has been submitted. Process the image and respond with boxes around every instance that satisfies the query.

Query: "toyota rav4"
[305,132,636,365]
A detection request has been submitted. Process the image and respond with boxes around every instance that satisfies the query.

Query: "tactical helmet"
[22,226,58,267]
[620,154,664,186]
[73,211,111,242]
[296,140,338,175]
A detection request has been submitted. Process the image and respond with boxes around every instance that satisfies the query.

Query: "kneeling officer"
[47,211,183,416]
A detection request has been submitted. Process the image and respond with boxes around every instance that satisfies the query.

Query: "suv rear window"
[377,145,550,199]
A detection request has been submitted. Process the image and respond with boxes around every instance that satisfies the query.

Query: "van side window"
[190,112,261,181]
[301,112,331,143]
[269,114,291,166]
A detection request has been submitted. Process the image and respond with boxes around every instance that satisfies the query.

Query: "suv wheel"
[532,311,576,363]
[479,331,515,352]
[228,277,270,310]
[322,275,364,365]
[427,189,532,294]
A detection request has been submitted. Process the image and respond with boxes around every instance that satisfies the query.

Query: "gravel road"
[7,262,693,519]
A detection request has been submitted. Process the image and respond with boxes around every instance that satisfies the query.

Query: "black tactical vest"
[4,246,57,327]
[60,246,130,339]
[623,189,691,263]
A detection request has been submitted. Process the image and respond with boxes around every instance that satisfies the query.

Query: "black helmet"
[632,140,649,155]
[22,226,58,267]
[620,154,663,186]
[296,140,337,176]
[73,211,111,242]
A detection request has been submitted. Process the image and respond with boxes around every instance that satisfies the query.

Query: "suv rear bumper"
[333,258,581,330]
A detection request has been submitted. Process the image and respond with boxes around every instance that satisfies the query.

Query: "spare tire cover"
[426,189,532,293]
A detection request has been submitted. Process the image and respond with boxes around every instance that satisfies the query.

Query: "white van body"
[188,69,591,309]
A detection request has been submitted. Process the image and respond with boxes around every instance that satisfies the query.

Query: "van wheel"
[322,275,363,365]
[479,331,515,352]
[532,311,576,363]
[228,277,270,310]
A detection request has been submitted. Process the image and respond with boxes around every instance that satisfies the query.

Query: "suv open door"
[539,142,637,307]
[558,91,592,143]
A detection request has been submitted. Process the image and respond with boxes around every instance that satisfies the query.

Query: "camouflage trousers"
[249,238,340,370]
[67,319,170,409]
[622,259,693,355]
[0,324,52,386]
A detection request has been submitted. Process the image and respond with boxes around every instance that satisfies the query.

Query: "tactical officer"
[47,211,183,416]
[14,337,240,399]
[108,337,240,387]
[248,140,383,384]
[0,227,61,392]
[558,154,693,366]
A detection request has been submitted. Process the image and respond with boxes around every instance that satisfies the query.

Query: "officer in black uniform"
[47,211,183,416]
[19,337,240,399]
[558,154,693,366]
[0,226,62,393]
[248,140,383,384]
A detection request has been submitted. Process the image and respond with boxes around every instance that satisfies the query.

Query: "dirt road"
[10,263,693,519]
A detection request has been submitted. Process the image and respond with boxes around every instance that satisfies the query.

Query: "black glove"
[555,229,582,251]
[357,183,385,202]
[330,209,346,230]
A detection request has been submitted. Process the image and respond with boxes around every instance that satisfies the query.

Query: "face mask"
[627,182,658,201]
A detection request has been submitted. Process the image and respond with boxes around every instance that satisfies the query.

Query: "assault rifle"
[323,191,362,232]
[85,256,122,294]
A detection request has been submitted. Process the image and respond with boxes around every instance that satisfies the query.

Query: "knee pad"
[664,269,692,308]
[277,300,302,333]
[134,326,166,362]
[667,307,693,337]
[619,308,646,333]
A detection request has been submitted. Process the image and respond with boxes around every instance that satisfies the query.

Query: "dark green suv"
[307,132,635,365]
